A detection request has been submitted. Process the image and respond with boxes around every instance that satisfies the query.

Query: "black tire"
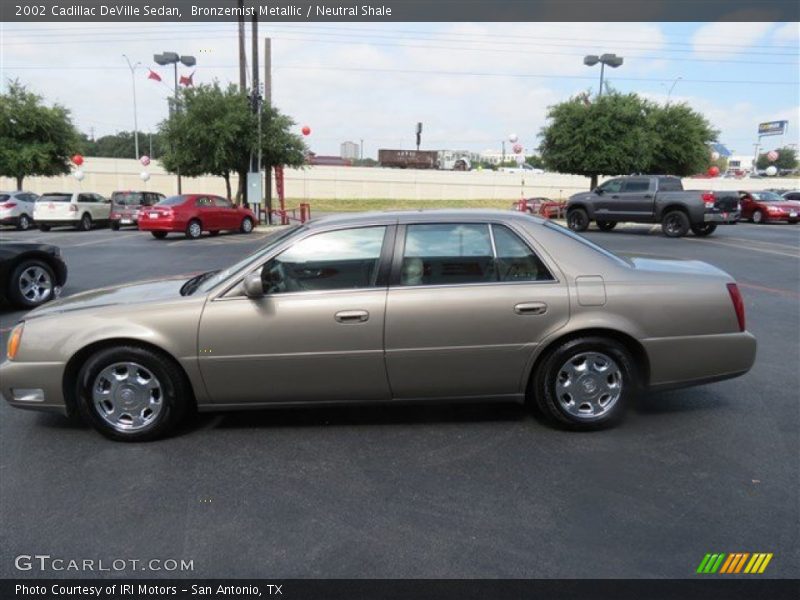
[567,208,589,232]
[661,210,690,237]
[690,223,717,237]
[532,336,638,431]
[38,224,51,232]
[209,230,220,237]
[240,217,254,234]
[7,259,56,309]
[75,345,191,442]
[110,221,121,231]
[596,220,617,231]
[17,214,32,231]
[151,231,168,239]
[752,210,764,224]
[185,219,202,240]
[78,213,92,231]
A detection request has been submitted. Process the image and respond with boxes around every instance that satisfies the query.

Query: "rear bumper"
[704,211,739,224]
[0,215,21,225]
[643,331,757,390]
[137,220,181,232]
[0,359,69,415]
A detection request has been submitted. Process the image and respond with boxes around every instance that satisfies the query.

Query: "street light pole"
[122,54,141,159]
[584,53,623,98]
[667,76,682,103]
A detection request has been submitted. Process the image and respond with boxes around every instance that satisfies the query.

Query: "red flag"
[147,69,162,82]
[179,71,194,87]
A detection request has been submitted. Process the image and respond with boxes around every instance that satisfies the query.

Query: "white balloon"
[73,170,85,181]
[140,171,151,182]
[710,151,720,161]
[765,166,778,176]
[508,133,518,143]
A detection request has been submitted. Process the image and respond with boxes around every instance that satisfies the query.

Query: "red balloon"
[71,154,84,166]
[707,166,720,177]
[301,126,311,136]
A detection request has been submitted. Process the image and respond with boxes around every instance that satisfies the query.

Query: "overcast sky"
[1,21,798,158]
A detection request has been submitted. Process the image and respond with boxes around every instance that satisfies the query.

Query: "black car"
[0,243,68,309]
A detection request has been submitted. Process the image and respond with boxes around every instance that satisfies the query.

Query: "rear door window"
[491,225,554,282]
[657,177,683,192]
[212,197,233,208]
[621,178,651,193]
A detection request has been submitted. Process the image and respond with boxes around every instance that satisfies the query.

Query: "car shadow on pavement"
[634,388,731,414]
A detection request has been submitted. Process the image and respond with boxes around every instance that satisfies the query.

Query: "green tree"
[538,93,654,189]
[0,81,80,189]
[755,147,798,172]
[77,130,165,159]
[159,82,306,201]
[647,103,718,176]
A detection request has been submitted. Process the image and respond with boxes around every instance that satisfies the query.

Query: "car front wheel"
[567,208,589,232]
[533,336,637,430]
[76,345,191,442]
[240,217,254,233]
[8,259,56,309]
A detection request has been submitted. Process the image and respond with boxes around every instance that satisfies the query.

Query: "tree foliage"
[538,92,718,188]
[0,81,80,189]
[79,130,165,159]
[158,82,306,200]
[755,146,798,171]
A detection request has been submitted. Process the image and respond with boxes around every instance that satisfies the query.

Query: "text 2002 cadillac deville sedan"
[1,210,756,441]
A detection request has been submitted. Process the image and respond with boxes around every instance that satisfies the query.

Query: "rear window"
[158,195,189,206]
[0,195,9,202]
[39,194,71,202]
[112,192,143,205]
[544,221,628,266]
[658,177,683,192]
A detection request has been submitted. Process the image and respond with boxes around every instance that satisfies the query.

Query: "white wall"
[3,157,797,202]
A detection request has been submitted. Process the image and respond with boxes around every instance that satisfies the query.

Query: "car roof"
[306,209,546,229]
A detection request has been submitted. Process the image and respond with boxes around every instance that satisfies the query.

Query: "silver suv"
[0,191,39,230]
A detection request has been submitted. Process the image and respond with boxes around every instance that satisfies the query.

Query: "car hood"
[25,277,191,319]
[622,255,732,279]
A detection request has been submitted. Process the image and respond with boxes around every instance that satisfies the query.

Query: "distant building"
[727,155,754,173]
[340,141,360,160]
[308,152,352,167]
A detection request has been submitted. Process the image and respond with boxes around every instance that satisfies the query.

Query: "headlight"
[7,322,24,361]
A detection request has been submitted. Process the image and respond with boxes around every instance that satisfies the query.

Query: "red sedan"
[137,194,257,239]
[739,191,800,224]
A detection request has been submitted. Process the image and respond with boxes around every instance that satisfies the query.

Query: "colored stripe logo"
[696,553,773,574]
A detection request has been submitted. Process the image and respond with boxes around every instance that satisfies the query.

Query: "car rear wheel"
[17,214,31,231]
[38,224,51,232]
[186,219,202,239]
[240,217,254,234]
[662,210,690,237]
[78,213,92,231]
[533,336,637,430]
[691,223,717,237]
[567,208,589,232]
[7,259,56,309]
[110,221,120,231]
[151,231,168,239]
[76,346,191,442]
[752,210,764,224]
[596,220,617,231]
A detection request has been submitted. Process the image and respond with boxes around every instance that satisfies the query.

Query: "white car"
[500,164,545,174]
[33,192,111,231]
[0,191,38,230]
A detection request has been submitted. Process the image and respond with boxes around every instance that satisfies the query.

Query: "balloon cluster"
[71,154,85,181]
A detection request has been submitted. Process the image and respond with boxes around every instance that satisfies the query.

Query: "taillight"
[0,202,17,208]
[726,283,745,332]
[702,191,715,209]
[69,204,78,212]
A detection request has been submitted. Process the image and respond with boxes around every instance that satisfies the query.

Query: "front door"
[384,222,569,399]
[198,225,393,405]
[615,177,654,220]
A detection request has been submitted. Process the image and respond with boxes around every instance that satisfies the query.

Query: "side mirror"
[593,187,604,195]
[243,272,265,298]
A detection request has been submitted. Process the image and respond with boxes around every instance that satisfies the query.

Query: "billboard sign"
[758,121,788,136]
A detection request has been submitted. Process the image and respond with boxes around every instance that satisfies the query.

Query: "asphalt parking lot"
[0,219,798,579]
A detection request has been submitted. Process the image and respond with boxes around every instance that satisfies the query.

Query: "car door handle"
[643,194,653,199]
[611,195,619,199]
[335,310,369,323]
[514,302,548,315]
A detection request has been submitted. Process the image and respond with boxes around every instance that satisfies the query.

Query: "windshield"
[158,195,190,206]
[38,194,71,202]
[751,192,784,202]
[543,221,628,266]
[186,225,303,295]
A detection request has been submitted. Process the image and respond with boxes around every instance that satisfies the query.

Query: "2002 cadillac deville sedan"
[1,210,756,441]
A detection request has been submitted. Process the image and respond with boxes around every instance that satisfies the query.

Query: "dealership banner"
[758,121,789,137]
[3,579,800,599]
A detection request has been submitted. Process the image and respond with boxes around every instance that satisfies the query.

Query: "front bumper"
[0,359,69,415]
[643,331,757,390]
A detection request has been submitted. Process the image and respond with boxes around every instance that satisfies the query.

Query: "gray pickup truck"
[566,175,740,237]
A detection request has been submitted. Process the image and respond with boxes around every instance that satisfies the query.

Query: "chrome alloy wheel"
[555,351,622,420]
[18,265,53,304]
[92,362,164,432]
[188,221,202,238]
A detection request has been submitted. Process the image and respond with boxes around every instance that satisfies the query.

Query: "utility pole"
[264,37,273,223]
[237,1,246,91]
[360,138,364,160]
[246,14,261,219]
[122,54,141,159]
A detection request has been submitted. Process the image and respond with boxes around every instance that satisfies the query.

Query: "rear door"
[615,177,655,220]
[211,196,239,229]
[194,196,219,230]
[384,220,569,400]
[90,193,111,222]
